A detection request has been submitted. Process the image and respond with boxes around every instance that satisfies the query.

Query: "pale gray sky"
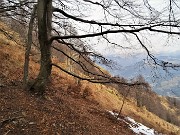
[67,0,180,55]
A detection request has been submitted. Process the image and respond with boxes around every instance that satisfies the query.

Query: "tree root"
[0,116,23,128]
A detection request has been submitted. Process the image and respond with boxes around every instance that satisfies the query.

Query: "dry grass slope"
[0,21,179,135]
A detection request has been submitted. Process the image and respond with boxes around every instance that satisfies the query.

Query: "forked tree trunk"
[31,0,52,95]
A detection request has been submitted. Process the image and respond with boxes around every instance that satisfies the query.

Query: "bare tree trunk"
[23,5,37,90]
[118,87,130,116]
[31,0,52,95]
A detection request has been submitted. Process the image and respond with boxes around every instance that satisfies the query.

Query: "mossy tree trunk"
[31,0,52,95]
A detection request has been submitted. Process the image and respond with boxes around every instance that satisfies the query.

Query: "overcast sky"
[66,0,180,56]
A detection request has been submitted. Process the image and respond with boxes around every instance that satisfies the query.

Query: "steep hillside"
[0,22,133,135]
[0,22,180,135]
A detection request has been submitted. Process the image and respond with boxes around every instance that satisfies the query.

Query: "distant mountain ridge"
[102,52,180,97]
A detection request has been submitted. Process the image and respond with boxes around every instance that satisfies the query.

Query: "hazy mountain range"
[102,51,180,97]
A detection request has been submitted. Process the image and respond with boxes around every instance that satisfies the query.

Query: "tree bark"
[31,0,52,95]
[23,5,37,90]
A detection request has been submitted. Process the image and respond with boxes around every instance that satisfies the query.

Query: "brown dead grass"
[83,84,180,134]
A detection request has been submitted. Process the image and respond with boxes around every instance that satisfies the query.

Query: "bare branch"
[133,32,180,69]
[53,7,146,27]
[52,63,148,87]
